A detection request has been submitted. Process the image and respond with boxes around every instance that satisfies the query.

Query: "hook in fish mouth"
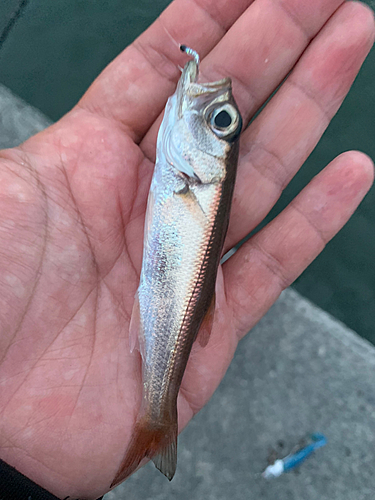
[178,43,232,92]
[180,44,200,66]
[177,44,233,121]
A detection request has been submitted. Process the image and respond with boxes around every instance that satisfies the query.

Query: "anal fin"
[128,292,147,362]
[129,291,140,354]
[196,292,215,348]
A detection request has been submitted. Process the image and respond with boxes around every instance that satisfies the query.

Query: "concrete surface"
[0,83,51,148]
[1,88,375,500]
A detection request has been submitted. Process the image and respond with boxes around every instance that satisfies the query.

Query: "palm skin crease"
[0,1,374,498]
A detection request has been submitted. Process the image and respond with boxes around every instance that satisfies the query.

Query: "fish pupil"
[214,110,232,128]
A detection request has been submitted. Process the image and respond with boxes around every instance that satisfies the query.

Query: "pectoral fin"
[165,130,201,183]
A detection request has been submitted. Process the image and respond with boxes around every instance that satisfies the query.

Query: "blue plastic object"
[262,433,327,478]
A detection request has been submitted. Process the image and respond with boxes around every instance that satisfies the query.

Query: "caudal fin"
[110,413,177,488]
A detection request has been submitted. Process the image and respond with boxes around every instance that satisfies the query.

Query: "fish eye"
[208,103,241,140]
[214,109,232,128]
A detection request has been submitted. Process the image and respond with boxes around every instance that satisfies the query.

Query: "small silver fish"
[112,46,242,487]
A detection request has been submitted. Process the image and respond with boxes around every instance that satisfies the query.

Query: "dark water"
[0,0,374,343]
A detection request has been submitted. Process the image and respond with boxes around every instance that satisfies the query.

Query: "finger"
[225,1,375,250]
[78,0,255,142]
[140,0,345,160]
[224,151,374,339]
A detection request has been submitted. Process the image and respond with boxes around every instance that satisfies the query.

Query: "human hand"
[0,1,373,498]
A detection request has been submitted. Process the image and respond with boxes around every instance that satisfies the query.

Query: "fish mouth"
[176,59,232,118]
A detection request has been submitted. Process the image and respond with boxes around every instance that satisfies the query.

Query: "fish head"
[160,59,242,184]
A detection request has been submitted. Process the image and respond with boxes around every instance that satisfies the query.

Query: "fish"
[111,45,242,487]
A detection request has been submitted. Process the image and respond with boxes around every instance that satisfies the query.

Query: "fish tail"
[111,408,178,487]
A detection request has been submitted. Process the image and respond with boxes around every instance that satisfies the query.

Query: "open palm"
[0,1,374,498]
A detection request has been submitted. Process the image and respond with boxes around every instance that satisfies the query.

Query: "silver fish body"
[112,54,242,487]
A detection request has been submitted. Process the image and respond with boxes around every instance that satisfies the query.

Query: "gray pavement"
[1,87,375,500]
[0,83,51,148]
